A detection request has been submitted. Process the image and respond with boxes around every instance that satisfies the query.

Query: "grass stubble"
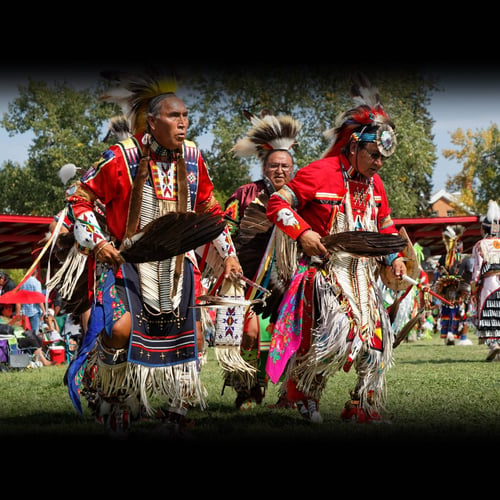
[1,334,499,451]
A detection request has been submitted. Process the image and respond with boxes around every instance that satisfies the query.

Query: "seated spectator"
[0,304,53,367]
[41,308,62,343]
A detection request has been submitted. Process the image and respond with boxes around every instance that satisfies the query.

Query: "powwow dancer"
[52,69,242,436]
[221,110,301,409]
[435,225,469,345]
[471,200,500,361]
[265,74,407,423]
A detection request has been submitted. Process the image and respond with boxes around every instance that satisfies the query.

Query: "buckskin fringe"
[46,245,88,300]
[129,361,207,415]
[215,346,257,387]
[93,356,207,415]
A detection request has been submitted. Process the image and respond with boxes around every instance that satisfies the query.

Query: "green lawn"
[1,333,499,448]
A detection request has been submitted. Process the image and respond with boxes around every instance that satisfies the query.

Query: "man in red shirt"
[266,75,406,423]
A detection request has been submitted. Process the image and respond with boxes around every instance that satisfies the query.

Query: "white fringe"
[481,239,500,264]
[46,245,88,300]
[94,356,207,416]
[291,273,351,398]
[290,264,394,414]
[214,345,257,384]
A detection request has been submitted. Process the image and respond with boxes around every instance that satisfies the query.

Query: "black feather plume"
[349,72,383,111]
[321,231,407,257]
[120,212,226,263]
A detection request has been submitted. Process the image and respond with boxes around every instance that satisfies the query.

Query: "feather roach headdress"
[323,72,396,158]
[99,68,177,134]
[231,109,302,161]
[442,224,465,270]
[481,200,500,237]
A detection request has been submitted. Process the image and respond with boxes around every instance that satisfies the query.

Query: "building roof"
[0,214,53,270]
[429,190,476,216]
[394,215,481,255]
[0,212,484,272]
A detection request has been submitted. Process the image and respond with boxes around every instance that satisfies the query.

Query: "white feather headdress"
[482,200,500,236]
[231,110,302,161]
[322,72,396,158]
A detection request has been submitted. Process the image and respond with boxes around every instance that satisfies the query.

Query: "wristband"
[95,241,114,259]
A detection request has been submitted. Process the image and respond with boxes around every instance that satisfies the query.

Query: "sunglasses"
[362,148,385,162]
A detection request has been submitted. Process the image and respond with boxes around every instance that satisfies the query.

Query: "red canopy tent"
[0,213,483,272]
[393,215,481,256]
[0,214,53,270]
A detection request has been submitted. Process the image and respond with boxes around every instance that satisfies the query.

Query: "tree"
[0,78,115,216]
[181,64,439,215]
[444,124,500,214]
[0,66,440,217]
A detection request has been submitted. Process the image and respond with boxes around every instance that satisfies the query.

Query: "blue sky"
[429,69,500,191]
[1,68,499,194]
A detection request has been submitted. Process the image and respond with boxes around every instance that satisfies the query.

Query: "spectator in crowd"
[0,304,53,367]
[15,274,45,335]
[0,271,17,314]
[41,308,62,343]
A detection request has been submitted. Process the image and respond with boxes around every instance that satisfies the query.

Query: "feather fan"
[234,199,273,283]
[321,231,407,257]
[232,192,285,321]
[120,212,226,263]
[237,193,273,246]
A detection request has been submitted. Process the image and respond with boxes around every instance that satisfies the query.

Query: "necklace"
[150,136,181,161]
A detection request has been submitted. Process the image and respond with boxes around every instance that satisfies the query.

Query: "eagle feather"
[120,212,226,263]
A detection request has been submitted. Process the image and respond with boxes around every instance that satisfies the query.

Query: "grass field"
[2,333,500,449]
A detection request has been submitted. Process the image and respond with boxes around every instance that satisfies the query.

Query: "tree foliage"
[181,64,438,216]
[444,124,500,214]
[0,66,440,217]
[0,78,115,215]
